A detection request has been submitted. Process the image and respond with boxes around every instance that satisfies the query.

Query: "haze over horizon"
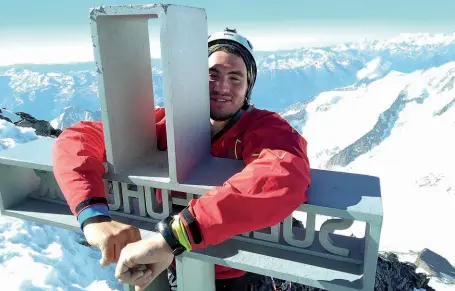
[2,0,455,65]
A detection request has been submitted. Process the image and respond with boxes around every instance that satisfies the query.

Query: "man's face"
[208,51,248,122]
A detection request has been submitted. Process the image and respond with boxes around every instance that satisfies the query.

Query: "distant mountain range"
[1,32,455,128]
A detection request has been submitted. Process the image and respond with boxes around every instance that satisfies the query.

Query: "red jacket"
[52,105,311,279]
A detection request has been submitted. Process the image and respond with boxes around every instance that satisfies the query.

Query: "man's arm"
[52,106,167,226]
[52,121,110,223]
[52,120,141,265]
[179,112,311,249]
[114,112,310,288]
[52,107,166,265]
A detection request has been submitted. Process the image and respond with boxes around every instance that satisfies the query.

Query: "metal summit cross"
[0,4,384,291]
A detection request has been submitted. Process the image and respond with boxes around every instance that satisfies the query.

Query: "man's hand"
[115,233,174,291]
[83,217,141,266]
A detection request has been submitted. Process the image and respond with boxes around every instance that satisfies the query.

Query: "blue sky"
[1,0,455,65]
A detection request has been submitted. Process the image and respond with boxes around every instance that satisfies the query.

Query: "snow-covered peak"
[246,32,455,110]
[0,67,100,121]
[2,32,455,116]
[50,106,101,130]
[0,64,165,122]
[343,32,455,51]
[257,32,455,72]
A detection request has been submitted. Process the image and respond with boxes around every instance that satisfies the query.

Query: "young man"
[52,28,311,291]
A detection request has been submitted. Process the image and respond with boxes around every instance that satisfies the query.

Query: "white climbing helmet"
[208,28,255,58]
[207,28,257,102]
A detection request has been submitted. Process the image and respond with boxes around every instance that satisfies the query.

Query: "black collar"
[211,104,251,144]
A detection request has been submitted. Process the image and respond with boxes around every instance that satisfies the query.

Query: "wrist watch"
[155,216,185,256]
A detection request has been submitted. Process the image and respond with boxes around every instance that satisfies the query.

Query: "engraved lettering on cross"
[33,174,356,259]
[283,213,316,248]
[121,183,147,217]
[319,218,354,257]
[145,187,172,220]
[253,223,280,243]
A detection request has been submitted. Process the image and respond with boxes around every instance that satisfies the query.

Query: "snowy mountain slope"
[342,109,455,268]
[0,119,41,150]
[0,120,120,290]
[2,32,455,123]
[282,61,455,169]
[282,61,455,271]
[0,211,122,290]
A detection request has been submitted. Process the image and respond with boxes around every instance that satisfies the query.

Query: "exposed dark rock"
[374,253,435,291]
[0,108,13,123]
[415,248,455,283]
[0,114,12,123]
[268,252,436,291]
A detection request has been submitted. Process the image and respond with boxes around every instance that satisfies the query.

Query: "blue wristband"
[77,204,111,229]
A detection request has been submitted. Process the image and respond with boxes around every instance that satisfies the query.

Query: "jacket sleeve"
[180,113,311,250]
[52,107,167,228]
[52,121,110,226]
